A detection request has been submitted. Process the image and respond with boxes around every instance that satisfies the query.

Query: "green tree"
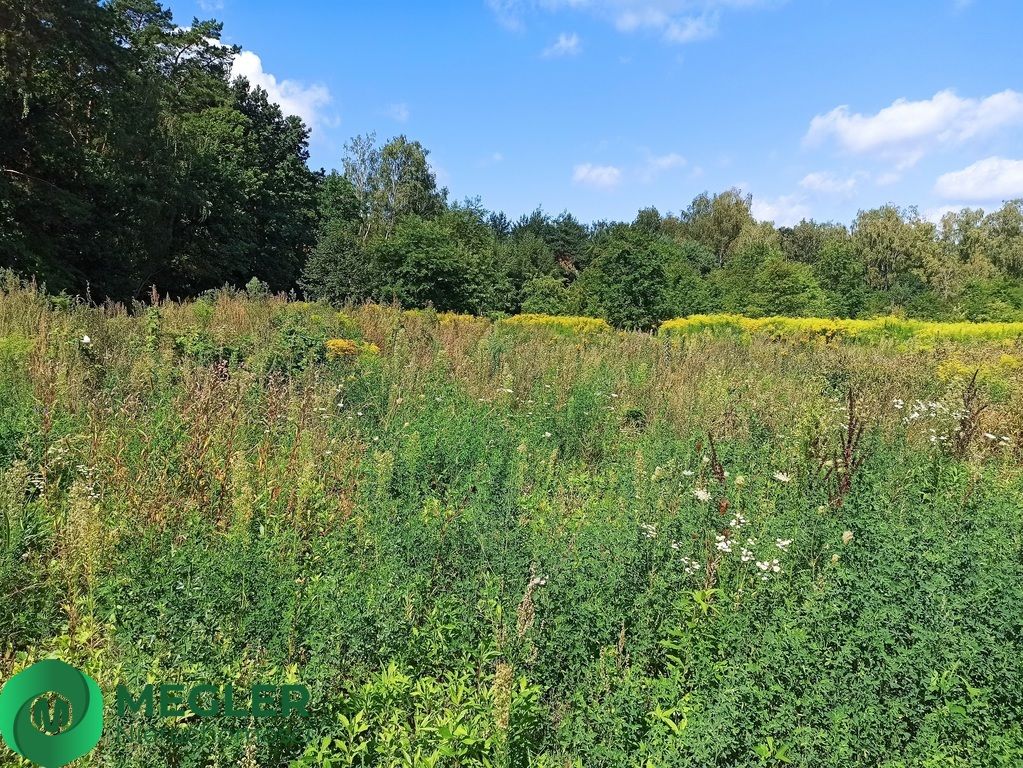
[572,227,674,330]
[751,257,828,316]
[982,200,1023,278]
[521,277,569,315]
[677,189,755,267]
[301,174,370,304]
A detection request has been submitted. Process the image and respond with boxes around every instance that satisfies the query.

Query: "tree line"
[4,0,1023,328]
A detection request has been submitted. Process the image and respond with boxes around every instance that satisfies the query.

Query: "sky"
[176,0,1023,227]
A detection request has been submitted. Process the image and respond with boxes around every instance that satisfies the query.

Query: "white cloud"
[805,89,1023,168]
[799,171,861,195]
[231,50,332,129]
[542,32,582,57]
[489,0,777,44]
[875,171,901,186]
[923,205,963,224]
[197,0,224,10]
[615,7,717,42]
[487,0,525,29]
[639,151,687,181]
[573,162,622,189]
[386,103,410,122]
[934,157,1023,201]
[751,194,810,226]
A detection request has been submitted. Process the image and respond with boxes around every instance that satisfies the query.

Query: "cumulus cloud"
[542,32,582,56]
[805,89,1023,168]
[751,194,810,226]
[799,171,862,196]
[231,50,332,129]
[488,0,777,44]
[934,157,1023,201]
[573,162,622,189]
[923,205,964,224]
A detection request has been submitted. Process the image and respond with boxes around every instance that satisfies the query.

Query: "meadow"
[2,273,1023,767]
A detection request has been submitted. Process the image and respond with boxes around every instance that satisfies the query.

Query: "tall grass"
[2,276,1022,767]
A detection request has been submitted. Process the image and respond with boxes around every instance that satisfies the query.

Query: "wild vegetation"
[5,2,1023,766]
[2,275,1022,766]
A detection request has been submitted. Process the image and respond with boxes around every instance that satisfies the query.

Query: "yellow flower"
[659,313,1023,345]
[499,314,612,334]
[325,338,360,357]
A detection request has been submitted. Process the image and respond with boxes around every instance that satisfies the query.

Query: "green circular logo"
[0,659,103,768]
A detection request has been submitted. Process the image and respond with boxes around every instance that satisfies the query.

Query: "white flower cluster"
[756,559,782,580]
[740,539,756,562]
[76,463,101,501]
[678,555,701,576]
[900,399,946,424]
[717,507,791,581]
[640,522,658,539]
[715,511,750,553]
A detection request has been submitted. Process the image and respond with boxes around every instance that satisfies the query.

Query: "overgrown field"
[2,277,1023,767]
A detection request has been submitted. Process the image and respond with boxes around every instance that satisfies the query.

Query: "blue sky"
[179,0,1022,227]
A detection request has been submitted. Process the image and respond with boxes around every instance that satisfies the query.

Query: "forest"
[5,1,1023,329]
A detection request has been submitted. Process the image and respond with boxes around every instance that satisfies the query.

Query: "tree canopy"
[4,0,1023,327]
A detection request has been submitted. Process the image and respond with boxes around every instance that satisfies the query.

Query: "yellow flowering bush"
[437,312,483,326]
[936,354,1021,400]
[498,314,612,335]
[660,314,1023,344]
[325,338,379,358]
